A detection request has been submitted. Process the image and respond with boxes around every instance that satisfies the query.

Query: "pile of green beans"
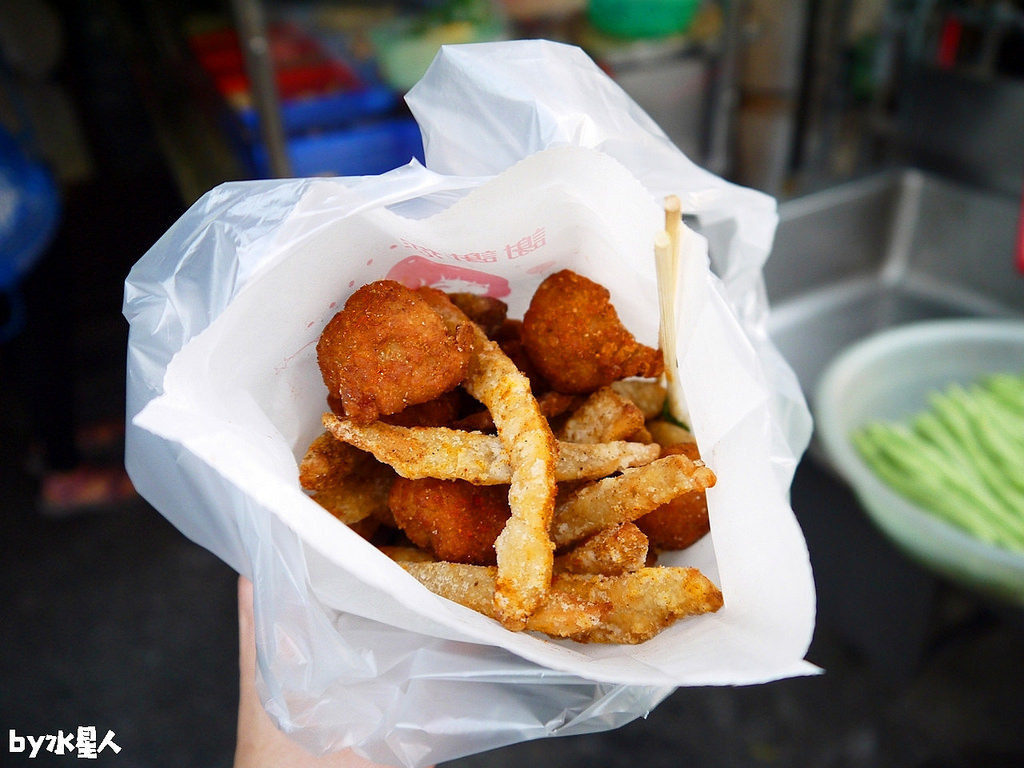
[852,372,1024,553]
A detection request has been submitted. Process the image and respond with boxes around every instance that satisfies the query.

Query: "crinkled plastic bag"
[124,40,816,768]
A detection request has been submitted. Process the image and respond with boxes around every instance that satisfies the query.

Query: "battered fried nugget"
[316,281,473,425]
[635,442,711,550]
[522,270,663,394]
[447,293,508,338]
[381,389,462,428]
[388,477,511,566]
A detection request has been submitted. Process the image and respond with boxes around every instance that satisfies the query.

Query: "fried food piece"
[447,293,508,338]
[316,280,473,425]
[298,431,363,491]
[419,287,558,629]
[557,567,724,644]
[551,453,717,548]
[558,386,647,444]
[402,562,609,638]
[454,390,579,433]
[636,442,711,551]
[388,477,511,565]
[550,441,660,484]
[402,562,722,643]
[311,458,397,527]
[555,522,649,576]
[324,413,501,480]
[379,545,437,563]
[522,270,664,394]
[610,379,668,420]
[322,413,660,484]
[381,390,462,428]
[646,419,695,447]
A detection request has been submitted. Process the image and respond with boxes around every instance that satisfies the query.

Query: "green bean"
[939,387,1024,520]
[849,369,1024,553]
[853,429,1009,545]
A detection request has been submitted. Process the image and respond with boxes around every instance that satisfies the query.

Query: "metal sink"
[765,169,1024,403]
[762,169,1024,661]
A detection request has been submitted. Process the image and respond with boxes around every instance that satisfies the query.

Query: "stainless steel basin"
[766,169,1024,403]
[761,170,1024,655]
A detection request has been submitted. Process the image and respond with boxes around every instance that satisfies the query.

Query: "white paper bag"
[124,40,815,768]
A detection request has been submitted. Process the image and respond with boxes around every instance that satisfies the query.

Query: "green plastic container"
[588,0,701,39]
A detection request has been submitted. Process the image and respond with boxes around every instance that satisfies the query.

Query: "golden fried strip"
[402,562,722,644]
[452,390,580,433]
[554,522,649,576]
[609,379,668,420]
[556,567,724,644]
[402,562,608,638]
[421,290,557,629]
[310,468,395,525]
[646,419,696,448]
[551,454,717,548]
[298,431,363,491]
[552,441,659,482]
[557,386,647,444]
[323,413,502,480]
[322,413,659,484]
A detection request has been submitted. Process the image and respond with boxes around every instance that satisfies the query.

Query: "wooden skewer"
[656,195,685,420]
[664,194,682,251]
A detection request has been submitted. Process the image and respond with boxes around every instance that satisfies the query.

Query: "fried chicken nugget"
[522,270,664,394]
[447,293,508,338]
[388,477,511,566]
[636,442,712,551]
[316,280,473,425]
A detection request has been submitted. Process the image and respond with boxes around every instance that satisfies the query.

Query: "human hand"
[234,576,396,768]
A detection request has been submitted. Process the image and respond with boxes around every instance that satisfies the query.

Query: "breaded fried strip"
[453,390,579,432]
[311,467,395,525]
[558,386,646,444]
[551,454,717,547]
[552,441,660,482]
[402,562,608,638]
[554,522,649,576]
[322,413,660,484]
[420,289,557,629]
[323,413,502,480]
[610,379,668,420]
[646,419,696,448]
[403,562,722,644]
[298,431,363,491]
[556,567,724,644]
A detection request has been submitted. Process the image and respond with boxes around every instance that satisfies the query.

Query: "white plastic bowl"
[815,318,1024,605]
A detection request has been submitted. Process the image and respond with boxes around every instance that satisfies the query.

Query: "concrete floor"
[3,3,1024,767]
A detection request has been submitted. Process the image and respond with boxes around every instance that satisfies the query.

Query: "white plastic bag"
[124,40,815,768]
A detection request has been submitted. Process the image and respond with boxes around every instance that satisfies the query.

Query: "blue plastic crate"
[247,117,425,178]
[235,85,398,138]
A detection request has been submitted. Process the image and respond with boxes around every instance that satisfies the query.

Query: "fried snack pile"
[301,270,723,643]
